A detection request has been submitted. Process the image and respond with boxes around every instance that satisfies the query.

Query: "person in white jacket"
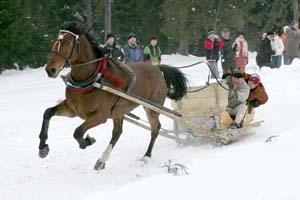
[271,31,284,68]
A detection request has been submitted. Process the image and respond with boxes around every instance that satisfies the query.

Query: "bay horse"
[39,21,188,170]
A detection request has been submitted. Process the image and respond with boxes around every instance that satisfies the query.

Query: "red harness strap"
[97,58,123,88]
[66,58,123,93]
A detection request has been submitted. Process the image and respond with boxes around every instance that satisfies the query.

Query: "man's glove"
[251,100,260,108]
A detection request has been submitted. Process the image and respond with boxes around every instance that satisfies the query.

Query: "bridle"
[51,30,80,67]
[51,29,105,68]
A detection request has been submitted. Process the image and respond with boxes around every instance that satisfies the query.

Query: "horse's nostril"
[50,68,56,74]
[46,67,57,77]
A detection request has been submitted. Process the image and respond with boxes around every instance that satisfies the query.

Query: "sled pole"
[93,82,182,120]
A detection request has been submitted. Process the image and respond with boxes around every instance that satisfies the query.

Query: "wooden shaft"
[93,82,182,120]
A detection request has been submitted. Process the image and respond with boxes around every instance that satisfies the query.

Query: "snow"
[1,53,300,200]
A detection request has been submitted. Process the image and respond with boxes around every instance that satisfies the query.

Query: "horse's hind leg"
[143,108,161,162]
[94,116,124,170]
[39,100,76,158]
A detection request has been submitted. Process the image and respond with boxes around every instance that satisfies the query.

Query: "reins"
[70,57,106,68]
[174,60,228,92]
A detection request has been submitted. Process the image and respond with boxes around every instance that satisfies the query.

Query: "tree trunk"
[105,0,112,40]
[294,0,299,22]
[177,7,189,56]
[86,0,93,34]
[177,36,189,55]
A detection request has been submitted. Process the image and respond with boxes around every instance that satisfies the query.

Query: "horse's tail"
[159,64,188,101]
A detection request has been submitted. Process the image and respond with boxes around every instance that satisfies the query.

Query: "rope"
[174,60,228,92]
[176,61,206,69]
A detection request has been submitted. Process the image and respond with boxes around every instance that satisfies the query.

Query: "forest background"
[0,0,295,72]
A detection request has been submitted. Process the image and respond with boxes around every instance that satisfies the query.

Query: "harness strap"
[60,30,79,40]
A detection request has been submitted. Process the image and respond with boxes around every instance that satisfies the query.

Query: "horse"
[39,21,188,170]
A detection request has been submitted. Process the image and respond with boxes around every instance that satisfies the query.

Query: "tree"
[294,0,299,22]
[0,0,297,72]
[161,0,247,55]
[104,0,112,39]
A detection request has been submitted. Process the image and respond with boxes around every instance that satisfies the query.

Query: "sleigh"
[93,81,263,145]
[169,82,263,145]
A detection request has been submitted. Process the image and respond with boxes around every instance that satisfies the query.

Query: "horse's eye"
[65,41,71,47]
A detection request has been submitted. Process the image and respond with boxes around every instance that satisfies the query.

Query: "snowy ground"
[1,54,300,200]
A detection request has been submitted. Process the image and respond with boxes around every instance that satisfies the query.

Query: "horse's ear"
[60,21,85,34]
[76,22,86,34]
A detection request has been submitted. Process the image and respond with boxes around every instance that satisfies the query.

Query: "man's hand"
[251,100,260,107]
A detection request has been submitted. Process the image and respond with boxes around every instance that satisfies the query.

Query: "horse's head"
[45,21,85,78]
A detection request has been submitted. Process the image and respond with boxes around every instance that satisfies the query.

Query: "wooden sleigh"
[170,83,263,145]
[93,81,263,146]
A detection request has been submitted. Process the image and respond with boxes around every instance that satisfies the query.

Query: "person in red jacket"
[234,32,248,72]
[281,26,288,65]
[204,29,224,79]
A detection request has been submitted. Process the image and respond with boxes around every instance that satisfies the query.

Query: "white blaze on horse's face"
[45,30,78,78]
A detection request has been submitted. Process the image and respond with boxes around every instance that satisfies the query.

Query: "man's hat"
[249,73,260,85]
[221,28,229,33]
[232,68,245,78]
[207,29,215,36]
[106,33,115,41]
[128,32,136,39]
[283,26,289,34]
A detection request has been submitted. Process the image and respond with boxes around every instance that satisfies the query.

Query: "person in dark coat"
[220,28,237,78]
[99,33,124,61]
[204,29,224,79]
[123,33,143,63]
[256,32,274,68]
[286,20,300,64]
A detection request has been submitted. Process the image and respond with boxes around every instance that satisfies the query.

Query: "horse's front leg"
[73,112,108,149]
[39,100,76,158]
[94,116,124,170]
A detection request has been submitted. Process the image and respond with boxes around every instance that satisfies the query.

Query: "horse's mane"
[61,21,104,58]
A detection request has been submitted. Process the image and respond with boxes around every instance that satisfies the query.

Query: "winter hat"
[106,33,115,41]
[238,31,245,36]
[249,73,260,85]
[221,28,229,33]
[150,36,157,41]
[207,29,215,36]
[232,68,245,78]
[128,32,136,39]
[266,31,274,36]
[283,26,289,34]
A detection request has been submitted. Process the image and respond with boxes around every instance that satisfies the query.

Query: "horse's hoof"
[94,159,106,171]
[78,135,96,149]
[79,143,87,149]
[141,156,151,164]
[39,145,49,158]
[86,135,96,145]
